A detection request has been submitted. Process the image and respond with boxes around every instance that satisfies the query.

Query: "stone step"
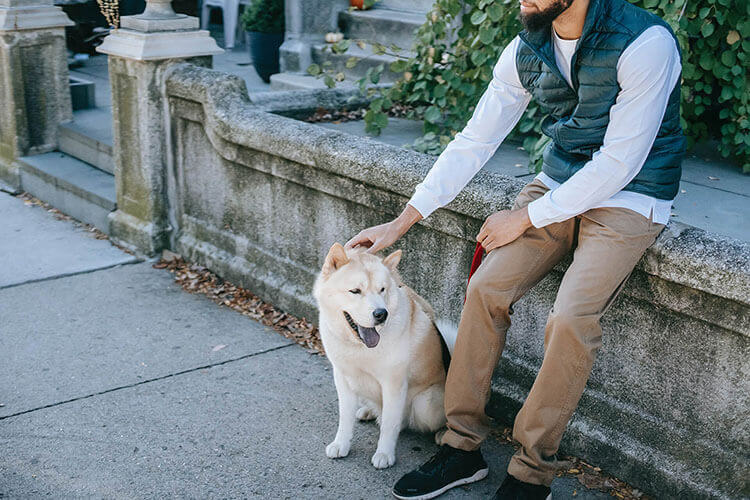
[377,0,434,12]
[269,72,358,91]
[17,152,116,234]
[58,108,114,175]
[311,42,410,83]
[339,8,426,52]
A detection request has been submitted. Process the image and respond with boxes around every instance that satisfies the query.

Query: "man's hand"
[476,206,533,252]
[345,204,423,254]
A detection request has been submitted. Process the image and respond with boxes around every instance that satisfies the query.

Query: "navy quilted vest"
[515,0,686,200]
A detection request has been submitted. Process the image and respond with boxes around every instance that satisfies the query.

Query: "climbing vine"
[309,0,749,173]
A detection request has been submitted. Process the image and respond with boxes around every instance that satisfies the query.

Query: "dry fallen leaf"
[211,344,227,352]
[707,176,719,180]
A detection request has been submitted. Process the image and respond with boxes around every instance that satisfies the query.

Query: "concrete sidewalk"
[0,190,621,499]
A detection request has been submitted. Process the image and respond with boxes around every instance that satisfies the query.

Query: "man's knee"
[465,266,514,316]
[544,307,603,355]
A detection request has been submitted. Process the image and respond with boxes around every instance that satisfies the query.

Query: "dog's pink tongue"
[357,326,380,348]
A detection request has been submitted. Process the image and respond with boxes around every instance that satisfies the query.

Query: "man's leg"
[507,206,666,486]
[440,178,577,451]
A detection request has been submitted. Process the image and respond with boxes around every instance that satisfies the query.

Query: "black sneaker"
[392,444,489,499]
[493,473,552,500]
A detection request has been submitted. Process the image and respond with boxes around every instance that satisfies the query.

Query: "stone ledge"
[164,63,750,316]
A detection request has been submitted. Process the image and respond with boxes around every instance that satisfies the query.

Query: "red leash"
[464,241,485,304]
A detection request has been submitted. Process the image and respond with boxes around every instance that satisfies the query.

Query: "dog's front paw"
[371,451,396,469]
[326,440,350,459]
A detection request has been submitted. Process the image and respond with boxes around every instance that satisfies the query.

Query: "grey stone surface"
[0,341,610,499]
[279,0,348,73]
[0,24,72,189]
[0,191,137,288]
[17,151,116,232]
[152,66,749,498]
[59,107,114,174]
[340,7,427,52]
[316,117,535,181]
[0,261,291,419]
[315,118,749,243]
[379,0,435,12]
[0,199,611,499]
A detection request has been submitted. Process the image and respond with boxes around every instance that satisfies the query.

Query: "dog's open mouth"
[343,311,380,348]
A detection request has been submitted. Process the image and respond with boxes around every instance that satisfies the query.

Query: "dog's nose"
[373,308,388,324]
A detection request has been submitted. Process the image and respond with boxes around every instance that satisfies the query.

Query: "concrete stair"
[17,152,116,234]
[58,108,114,175]
[378,0,434,12]
[339,8,426,52]
[272,4,427,90]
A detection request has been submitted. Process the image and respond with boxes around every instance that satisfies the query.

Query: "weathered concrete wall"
[0,0,73,188]
[155,63,748,499]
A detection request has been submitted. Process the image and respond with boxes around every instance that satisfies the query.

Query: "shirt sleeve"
[407,36,532,219]
[526,26,681,228]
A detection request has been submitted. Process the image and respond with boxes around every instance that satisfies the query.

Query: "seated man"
[345,0,685,497]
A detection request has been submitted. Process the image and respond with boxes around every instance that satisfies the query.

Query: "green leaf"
[389,59,409,73]
[345,57,358,69]
[424,106,442,123]
[701,22,715,37]
[471,50,488,66]
[306,64,321,76]
[324,75,335,88]
[470,11,487,25]
[487,4,502,21]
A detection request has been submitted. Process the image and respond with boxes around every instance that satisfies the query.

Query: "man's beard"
[519,0,574,32]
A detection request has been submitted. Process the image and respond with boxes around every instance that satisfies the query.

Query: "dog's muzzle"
[343,311,380,348]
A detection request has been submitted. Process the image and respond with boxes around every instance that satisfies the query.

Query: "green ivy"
[309,0,749,173]
[240,0,284,34]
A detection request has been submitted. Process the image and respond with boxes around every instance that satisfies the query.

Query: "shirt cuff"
[526,193,553,228]
[407,187,440,220]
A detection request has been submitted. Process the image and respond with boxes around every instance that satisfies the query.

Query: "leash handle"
[463,241,485,304]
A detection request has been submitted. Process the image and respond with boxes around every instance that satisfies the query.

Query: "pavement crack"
[0,343,294,421]
[0,259,144,291]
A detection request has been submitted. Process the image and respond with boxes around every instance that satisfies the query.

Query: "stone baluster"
[0,0,73,188]
[97,0,221,255]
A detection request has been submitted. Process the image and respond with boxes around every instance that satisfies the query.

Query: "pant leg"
[440,178,577,451]
[507,206,666,486]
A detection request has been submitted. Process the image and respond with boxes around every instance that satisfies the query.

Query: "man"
[345,0,685,497]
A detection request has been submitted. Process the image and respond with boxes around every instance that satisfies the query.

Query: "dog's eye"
[380,287,385,293]
[349,288,361,294]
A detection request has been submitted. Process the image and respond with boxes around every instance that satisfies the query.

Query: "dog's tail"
[434,317,458,372]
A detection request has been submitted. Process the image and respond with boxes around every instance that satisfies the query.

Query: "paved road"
[0,191,610,499]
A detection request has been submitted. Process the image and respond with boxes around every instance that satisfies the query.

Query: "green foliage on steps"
[241,0,284,34]
[309,0,749,173]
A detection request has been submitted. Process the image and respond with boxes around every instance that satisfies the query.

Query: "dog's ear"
[382,249,402,271]
[322,242,350,276]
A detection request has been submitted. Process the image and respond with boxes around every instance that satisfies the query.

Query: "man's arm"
[345,36,531,251]
[525,26,682,228]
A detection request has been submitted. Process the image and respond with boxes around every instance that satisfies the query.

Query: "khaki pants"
[439,177,666,486]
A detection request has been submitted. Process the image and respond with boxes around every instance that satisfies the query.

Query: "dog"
[312,242,450,469]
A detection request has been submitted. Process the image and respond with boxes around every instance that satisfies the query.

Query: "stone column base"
[108,209,169,257]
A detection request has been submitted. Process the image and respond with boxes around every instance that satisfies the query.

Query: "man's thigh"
[553,206,666,319]
[469,178,575,302]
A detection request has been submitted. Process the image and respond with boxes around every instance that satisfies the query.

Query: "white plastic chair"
[200,0,244,49]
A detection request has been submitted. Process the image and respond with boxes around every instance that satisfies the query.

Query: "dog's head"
[312,243,403,349]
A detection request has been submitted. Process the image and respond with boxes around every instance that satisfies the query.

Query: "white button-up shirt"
[407,25,682,228]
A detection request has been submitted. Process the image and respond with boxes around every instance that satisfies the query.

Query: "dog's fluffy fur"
[312,243,448,469]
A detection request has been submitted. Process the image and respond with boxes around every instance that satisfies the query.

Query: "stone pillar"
[280,0,348,73]
[0,0,73,188]
[96,0,221,256]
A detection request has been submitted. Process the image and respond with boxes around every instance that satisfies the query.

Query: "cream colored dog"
[312,243,449,469]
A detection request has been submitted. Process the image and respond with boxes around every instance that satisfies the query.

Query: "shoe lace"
[419,445,455,475]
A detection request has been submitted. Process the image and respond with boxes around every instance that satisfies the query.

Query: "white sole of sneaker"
[391,467,490,500]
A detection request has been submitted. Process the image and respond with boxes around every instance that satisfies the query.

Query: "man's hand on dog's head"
[345,204,424,254]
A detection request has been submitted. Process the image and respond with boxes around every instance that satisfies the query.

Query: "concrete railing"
[111,61,748,499]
